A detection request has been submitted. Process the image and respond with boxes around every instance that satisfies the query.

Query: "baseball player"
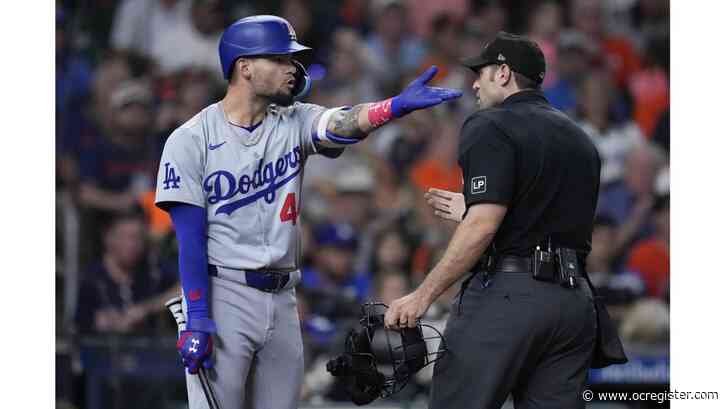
[154,15,461,409]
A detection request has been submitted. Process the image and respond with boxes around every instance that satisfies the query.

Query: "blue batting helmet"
[219,15,312,99]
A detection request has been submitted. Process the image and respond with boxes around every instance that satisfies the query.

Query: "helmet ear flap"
[291,60,311,101]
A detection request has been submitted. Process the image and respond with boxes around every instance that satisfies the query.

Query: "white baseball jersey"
[155,101,345,270]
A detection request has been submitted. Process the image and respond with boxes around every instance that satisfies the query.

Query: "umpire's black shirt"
[459,90,601,257]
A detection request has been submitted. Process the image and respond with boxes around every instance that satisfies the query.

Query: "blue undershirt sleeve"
[169,203,216,333]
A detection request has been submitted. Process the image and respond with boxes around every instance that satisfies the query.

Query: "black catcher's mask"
[326,303,447,405]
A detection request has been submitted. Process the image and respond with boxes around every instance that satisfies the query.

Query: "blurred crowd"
[56,0,670,406]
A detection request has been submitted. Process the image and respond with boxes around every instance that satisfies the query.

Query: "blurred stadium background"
[55,0,670,408]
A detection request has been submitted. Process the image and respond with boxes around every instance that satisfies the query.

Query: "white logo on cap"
[497,53,506,62]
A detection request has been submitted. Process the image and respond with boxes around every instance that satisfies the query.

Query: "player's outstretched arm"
[323,66,462,141]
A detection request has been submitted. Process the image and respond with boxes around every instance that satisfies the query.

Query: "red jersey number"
[280,193,298,225]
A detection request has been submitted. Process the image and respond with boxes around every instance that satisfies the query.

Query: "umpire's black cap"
[462,31,546,85]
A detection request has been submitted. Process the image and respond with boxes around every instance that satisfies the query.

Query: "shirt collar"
[499,90,549,106]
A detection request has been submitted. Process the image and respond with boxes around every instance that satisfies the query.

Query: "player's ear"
[236,58,253,81]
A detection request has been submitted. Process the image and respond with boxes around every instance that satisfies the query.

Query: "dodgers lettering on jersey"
[204,145,302,215]
[155,102,344,270]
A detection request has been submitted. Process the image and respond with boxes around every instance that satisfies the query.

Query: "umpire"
[385,32,606,408]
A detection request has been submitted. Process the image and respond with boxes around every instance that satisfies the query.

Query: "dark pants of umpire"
[429,270,597,409]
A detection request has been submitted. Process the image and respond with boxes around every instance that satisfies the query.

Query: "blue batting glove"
[177,329,214,374]
[391,66,463,117]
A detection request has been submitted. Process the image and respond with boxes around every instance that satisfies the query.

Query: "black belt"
[490,255,584,276]
[494,255,533,273]
[208,265,291,293]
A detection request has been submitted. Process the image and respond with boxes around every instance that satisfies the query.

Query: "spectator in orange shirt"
[626,194,669,299]
[140,189,173,238]
[569,0,641,89]
[628,32,669,137]
[409,121,462,193]
[417,13,463,85]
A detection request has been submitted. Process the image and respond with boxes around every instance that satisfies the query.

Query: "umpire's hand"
[384,290,433,329]
[425,188,466,223]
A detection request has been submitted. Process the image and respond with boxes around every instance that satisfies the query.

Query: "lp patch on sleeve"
[471,176,487,194]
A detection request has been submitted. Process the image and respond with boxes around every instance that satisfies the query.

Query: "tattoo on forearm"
[328,105,366,139]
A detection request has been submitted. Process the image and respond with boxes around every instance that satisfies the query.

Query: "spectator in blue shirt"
[57,8,93,188]
[78,79,157,262]
[597,142,667,266]
[302,222,372,319]
[75,211,179,334]
[79,80,157,204]
[544,31,595,115]
[365,1,427,92]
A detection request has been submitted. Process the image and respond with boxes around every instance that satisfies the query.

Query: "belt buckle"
[272,273,285,293]
[261,270,286,293]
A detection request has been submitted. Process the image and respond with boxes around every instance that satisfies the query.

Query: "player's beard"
[269,90,294,107]
[253,76,294,107]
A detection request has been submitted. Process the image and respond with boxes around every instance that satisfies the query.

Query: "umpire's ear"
[498,64,514,87]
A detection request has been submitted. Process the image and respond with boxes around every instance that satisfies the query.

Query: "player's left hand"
[391,66,463,117]
[384,290,433,329]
